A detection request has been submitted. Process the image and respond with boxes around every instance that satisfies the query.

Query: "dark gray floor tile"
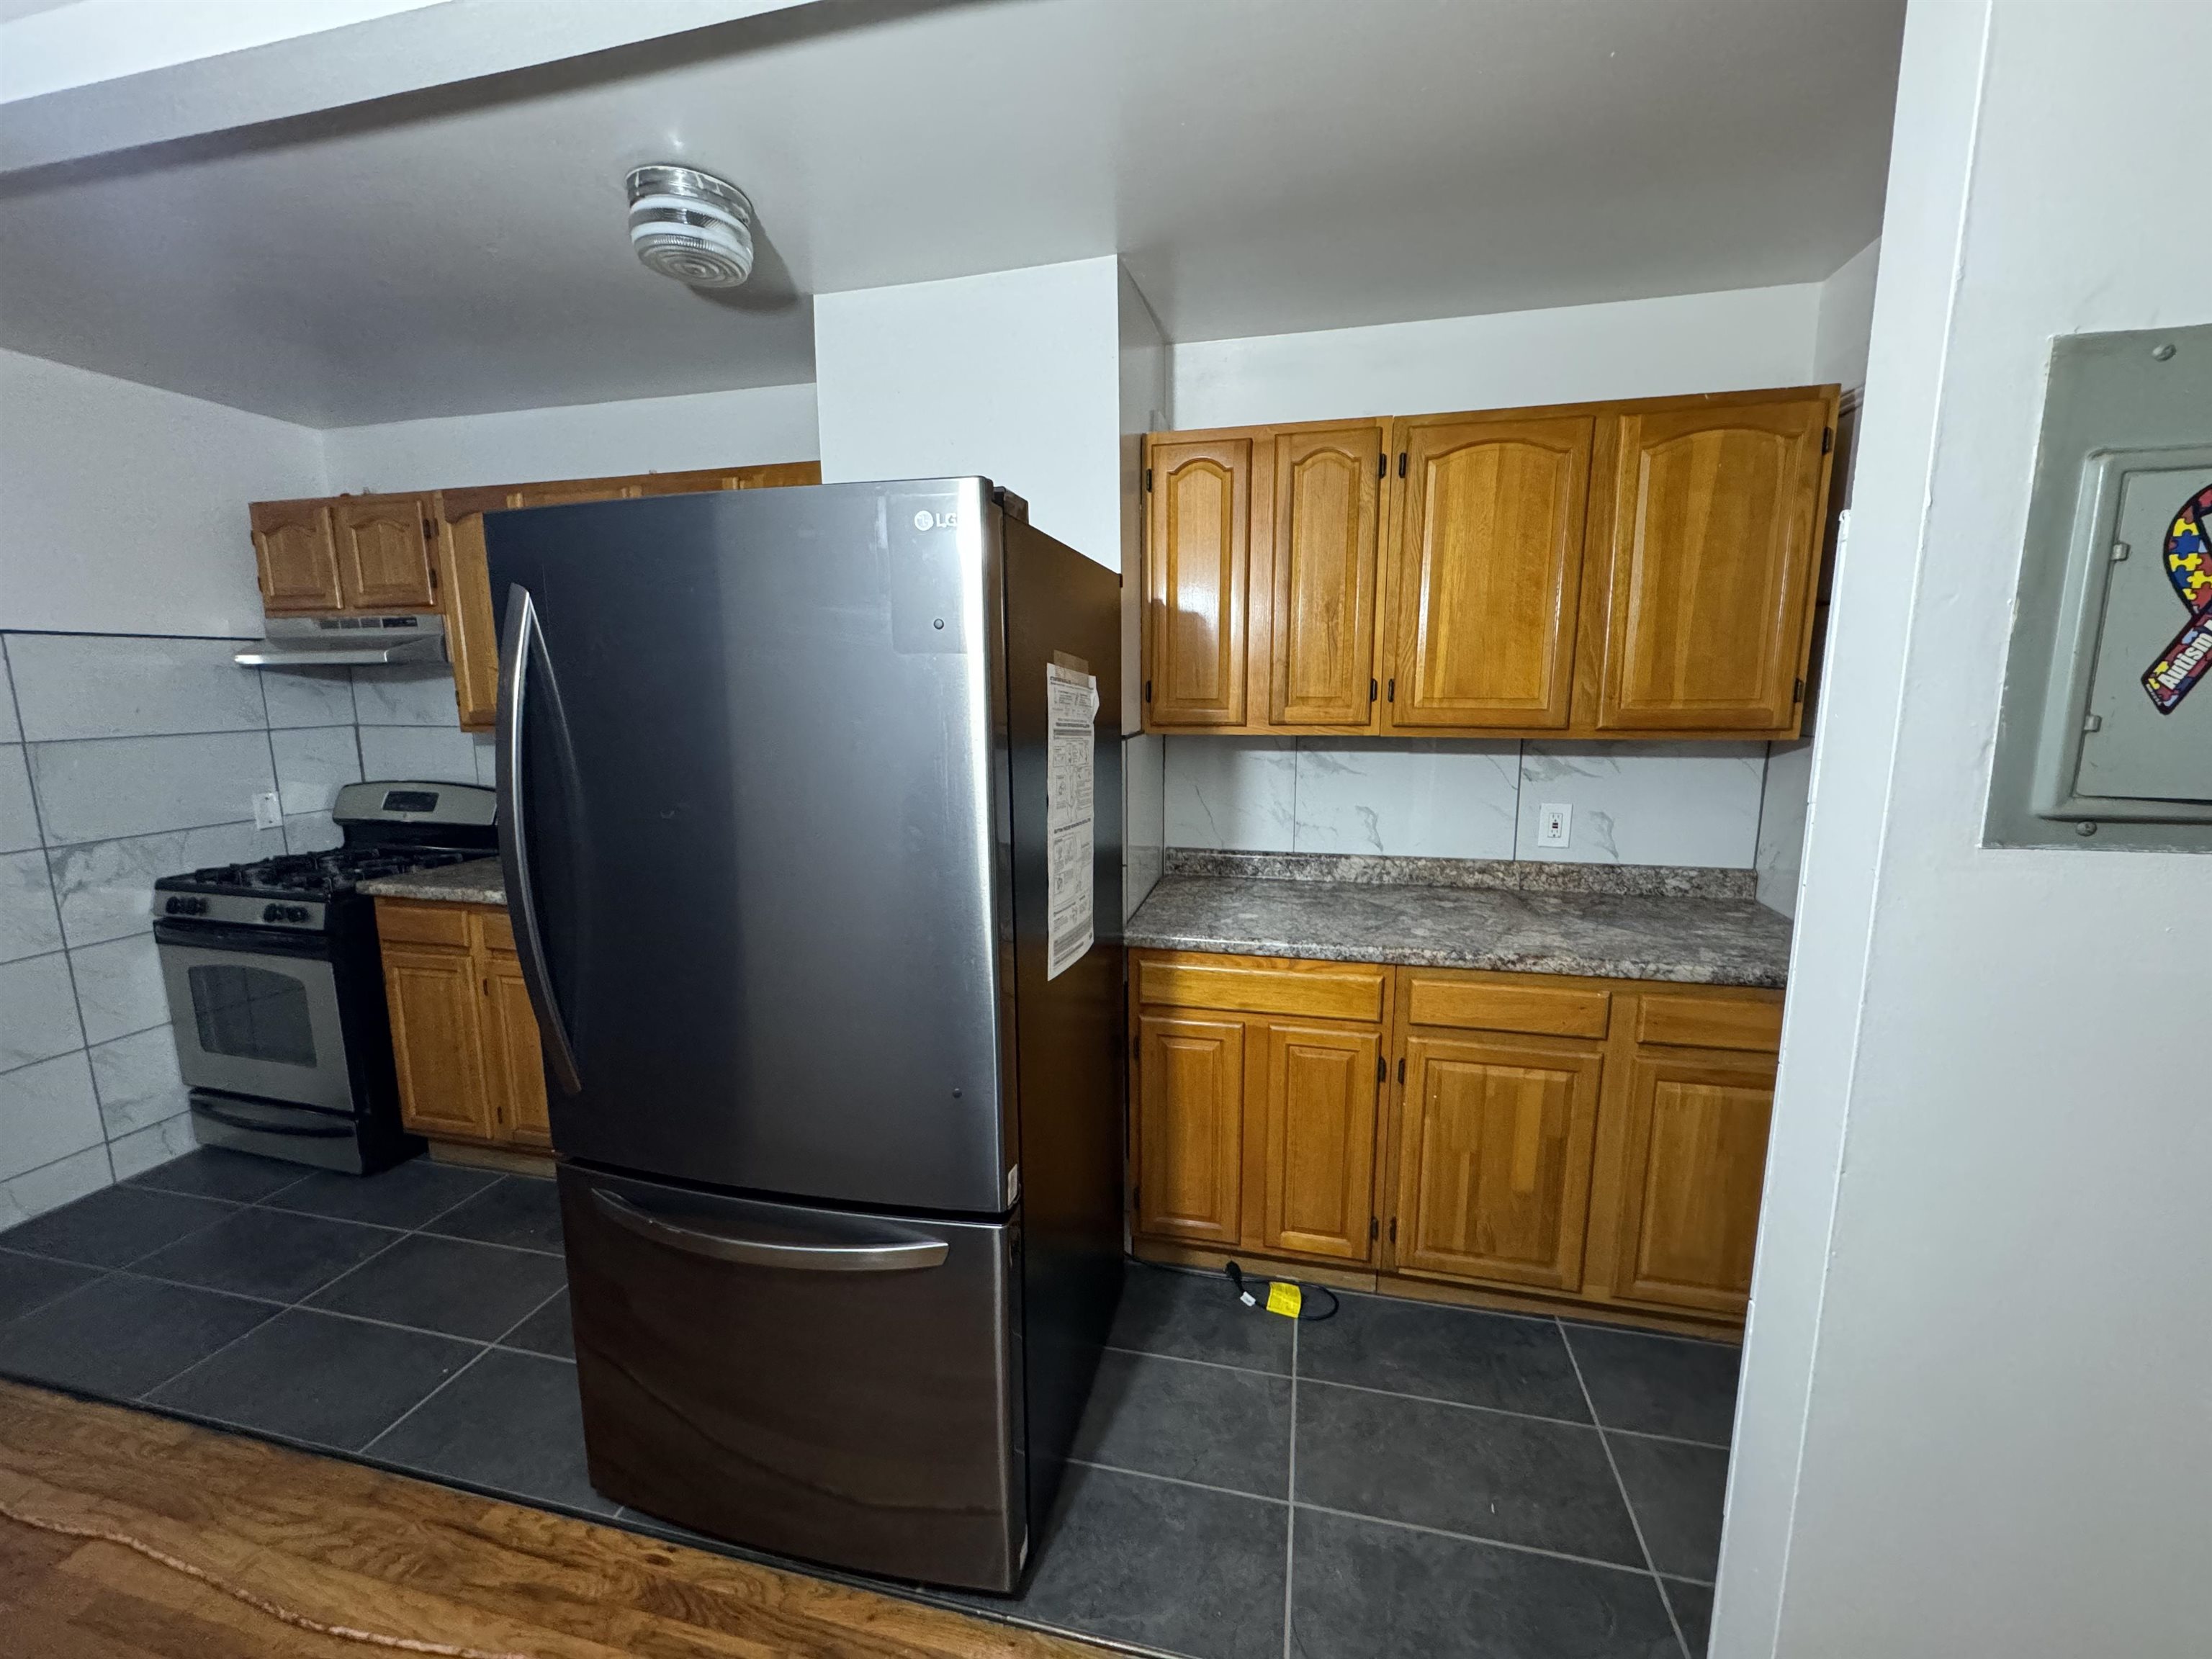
[0,1273,274,1398]
[1665,1578,1712,1655]
[982,1462,1286,1659]
[502,1288,573,1358]
[1609,1434,1727,1583]
[421,1176,562,1254]
[1565,1323,1740,1445]
[1298,1294,1589,1421]
[1072,1348,1291,1497]
[1106,1263,1292,1374]
[0,1251,102,1324]
[307,1233,566,1341]
[148,1308,477,1450]
[0,1184,235,1269]
[265,1160,497,1230]
[133,1206,397,1303]
[369,1348,612,1514]
[1291,1505,1680,1659]
[1298,1380,1643,1567]
[127,1147,307,1203]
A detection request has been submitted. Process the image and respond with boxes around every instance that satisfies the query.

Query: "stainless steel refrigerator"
[486,477,1124,1592]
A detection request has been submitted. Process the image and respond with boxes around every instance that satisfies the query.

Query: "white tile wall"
[1164,734,1780,869]
[0,627,502,1222]
[7,634,267,741]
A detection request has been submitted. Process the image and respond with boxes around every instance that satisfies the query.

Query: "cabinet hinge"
[1822,426,1834,454]
[1144,467,1154,493]
[1144,679,1153,703]
[1397,451,1408,479]
[1397,1056,1406,1083]
[1793,677,1806,703]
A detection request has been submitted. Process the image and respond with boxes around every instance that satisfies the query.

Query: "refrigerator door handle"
[497,582,583,1093]
[591,1189,950,1272]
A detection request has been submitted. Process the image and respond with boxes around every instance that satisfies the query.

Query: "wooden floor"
[0,1380,1111,1659]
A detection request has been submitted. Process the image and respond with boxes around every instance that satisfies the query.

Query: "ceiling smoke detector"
[626,164,754,289]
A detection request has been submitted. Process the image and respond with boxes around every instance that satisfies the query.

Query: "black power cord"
[1224,1260,1340,1321]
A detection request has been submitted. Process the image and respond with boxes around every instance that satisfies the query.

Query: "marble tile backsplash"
[1165,734,1784,874]
[0,631,494,1225]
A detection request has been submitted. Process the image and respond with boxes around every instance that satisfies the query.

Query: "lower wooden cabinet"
[375,898,548,1151]
[1130,949,1781,1330]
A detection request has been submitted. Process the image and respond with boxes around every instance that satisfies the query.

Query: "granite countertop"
[1126,853,1791,987]
[359,857,508,907]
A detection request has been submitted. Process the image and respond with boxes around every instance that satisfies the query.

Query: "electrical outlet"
[252,791,283,830]
[1537,802,1572,848]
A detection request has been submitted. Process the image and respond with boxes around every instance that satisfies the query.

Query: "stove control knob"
[284,905,310,923]
[262,902,284,922]
[165,896,207,916]
[165,896,184,914]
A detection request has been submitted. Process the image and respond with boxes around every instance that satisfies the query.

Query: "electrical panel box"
[1987,325,2212,851]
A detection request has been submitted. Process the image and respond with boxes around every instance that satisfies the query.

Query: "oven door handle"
[497,583,583,1094]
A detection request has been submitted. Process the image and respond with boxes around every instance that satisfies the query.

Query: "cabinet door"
[249,500,343,613]
[1256,1020,1380,1264]
[1588,393,1829,732]
[382,944,493,1141]
[1392,1033,1602,1292]
[1386,415,1591,729]
[483,950,550,1148]
[1133,1012,1246,1245]
[436,510,500,732]
[332,497,437,611]
[1270,425,1385,727]
[1606,1051,1775,1316]
[511,480,642,508]
[635,460,822,494]
[1146,436,1251,726]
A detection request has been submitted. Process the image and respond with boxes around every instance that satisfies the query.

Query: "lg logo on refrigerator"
[912,510,959,531]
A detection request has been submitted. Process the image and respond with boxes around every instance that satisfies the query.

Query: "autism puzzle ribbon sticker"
[2143,481,2212,714]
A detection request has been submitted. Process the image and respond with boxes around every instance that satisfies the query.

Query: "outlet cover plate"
[1537,802,1572,848]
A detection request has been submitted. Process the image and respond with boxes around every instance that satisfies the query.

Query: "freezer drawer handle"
[591,1190,950,1272]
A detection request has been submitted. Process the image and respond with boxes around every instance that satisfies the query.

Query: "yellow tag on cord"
[1264,1281,1303,1318]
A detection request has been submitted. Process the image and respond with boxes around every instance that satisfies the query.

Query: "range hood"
[235,614,448,668]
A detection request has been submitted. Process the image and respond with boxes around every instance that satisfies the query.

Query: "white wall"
[321,381,818,493]
[1171,282,1820,431]
[1720,6,2212,1656]
[0,349,327,638]
[1812,239,1881,392]
[1118,266,1169,915]
[814,256,1123,568]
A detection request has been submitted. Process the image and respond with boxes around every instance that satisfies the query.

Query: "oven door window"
[187,964,318,1069]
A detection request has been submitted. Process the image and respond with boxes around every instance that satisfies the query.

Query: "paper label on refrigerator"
[1045,661,1099,980]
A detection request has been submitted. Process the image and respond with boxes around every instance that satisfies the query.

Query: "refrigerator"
[486,477,1124,1592]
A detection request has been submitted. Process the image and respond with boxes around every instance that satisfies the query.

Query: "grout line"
[111,1267,571,1362]
[1292,1500,1657,1580]
[1563,1317,1691,1658]
[360,1344,492,1455]
[487,1280,569,1349]
[1065,1457,1287,1507]
[1101,1342,1290,1380]
[1282,1311,1298,1658]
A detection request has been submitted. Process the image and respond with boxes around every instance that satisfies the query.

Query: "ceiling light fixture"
[626,164,754,289]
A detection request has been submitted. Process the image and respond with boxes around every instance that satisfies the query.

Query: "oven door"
[155,922,355,1115]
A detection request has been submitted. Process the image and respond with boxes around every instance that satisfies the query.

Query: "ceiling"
[0,0,1904,428]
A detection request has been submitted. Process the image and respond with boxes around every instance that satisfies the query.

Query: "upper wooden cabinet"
[1583,392,1831,732]
[1141,385,1838,742]
[249,500,343,613]
[1385,413,1591,732]
[332,496,439,611]
[1145,436,1252,726]
[1268,423,1385,727]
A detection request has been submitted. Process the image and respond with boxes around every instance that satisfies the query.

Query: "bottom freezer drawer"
[558,1164,1025,1591]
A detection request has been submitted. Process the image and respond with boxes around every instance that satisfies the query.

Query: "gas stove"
[154,781,498,931]
[151,779,500,1174]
